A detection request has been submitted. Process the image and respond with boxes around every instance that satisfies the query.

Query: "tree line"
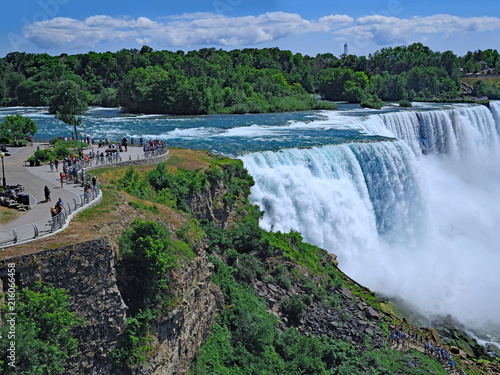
[1,43,499,114]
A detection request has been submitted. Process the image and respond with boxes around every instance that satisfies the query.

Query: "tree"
[0,114,37,144]
[0,282,81,374]
[49,80,89,142]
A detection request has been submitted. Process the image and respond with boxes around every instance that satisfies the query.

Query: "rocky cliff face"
[188,176,230,227]
[0,238,220,375]
[250,259,386,352]
[131,245,222,375]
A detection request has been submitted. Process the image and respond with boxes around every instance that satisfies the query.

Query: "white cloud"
[23,12,353,49]
[336,14,500,46]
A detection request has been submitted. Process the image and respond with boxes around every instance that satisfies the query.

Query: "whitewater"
[242,103,500,336]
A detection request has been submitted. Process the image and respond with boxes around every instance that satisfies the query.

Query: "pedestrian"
[54,158,59,172]
[55,198,63,214]
[60,172,64,188]
[49,159,54,172]
[92,175,97,187]
[44,186,51,202]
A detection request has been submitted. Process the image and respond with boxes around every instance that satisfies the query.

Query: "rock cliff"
[0,238,220,375]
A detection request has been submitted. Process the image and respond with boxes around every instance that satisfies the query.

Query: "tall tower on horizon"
[344,43,348,56]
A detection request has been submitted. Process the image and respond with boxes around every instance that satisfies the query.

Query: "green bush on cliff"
[0,282,82,375]
[113,219,196,368]
[118,219,182,312]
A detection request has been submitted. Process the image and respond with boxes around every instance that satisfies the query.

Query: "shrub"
[280,295,306,325]
[0,282,82,375]
[118,219,176,312]
[274,264,292,289]
[399,99,412,107]
[361,93,384,109]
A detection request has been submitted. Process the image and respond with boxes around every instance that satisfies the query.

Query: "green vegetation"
[2,44,500,114]
[0,114,37,144]
[111,219,195,367]
[115,159,253,213]
[472,80,500,99]
[399,99,413,107]
[0,282,82,375]
[189,204,449,374]
[27,138,86,162]
[360,92,384,109]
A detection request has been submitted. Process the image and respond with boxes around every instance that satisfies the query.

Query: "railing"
[71,147,169,170]
[0,184,101,247]
[0,147,168,248]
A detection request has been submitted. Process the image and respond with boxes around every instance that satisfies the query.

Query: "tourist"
[44,186,51,202]
[49,159,54,172]
[55,198,63,214]
[54,158,59,172]
[60,172,64,188]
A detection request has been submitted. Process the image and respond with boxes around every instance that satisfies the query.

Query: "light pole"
[83,124,86,147]
[80,132,83,153]
[0,152,5,188]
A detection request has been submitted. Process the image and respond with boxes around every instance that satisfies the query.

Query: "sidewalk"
[0,143,145,230]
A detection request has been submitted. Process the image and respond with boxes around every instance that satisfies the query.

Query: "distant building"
[479,61,488,71]
[344,43,348,56]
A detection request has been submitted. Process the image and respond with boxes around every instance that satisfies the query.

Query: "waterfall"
[241,103,500,326]
[360,104,499,158]
[242,141,424,255]
[488,100,500,136]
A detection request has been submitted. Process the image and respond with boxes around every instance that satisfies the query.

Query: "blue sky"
[1,0,500,57]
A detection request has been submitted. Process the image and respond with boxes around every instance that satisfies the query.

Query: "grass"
[462,77,500,86]
[0,206,24,224]
[76,187,119,221]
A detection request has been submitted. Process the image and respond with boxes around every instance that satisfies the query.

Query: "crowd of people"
[45,135,167,220]
[389,324,468,375]
[142,138,167,152]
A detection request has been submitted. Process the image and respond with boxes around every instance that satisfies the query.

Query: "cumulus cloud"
[24,12,353,49]
[335,14,500,46]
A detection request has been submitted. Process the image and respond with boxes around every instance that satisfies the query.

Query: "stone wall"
[0,237,220,375]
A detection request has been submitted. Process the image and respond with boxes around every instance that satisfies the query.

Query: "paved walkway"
[0,143,146,230]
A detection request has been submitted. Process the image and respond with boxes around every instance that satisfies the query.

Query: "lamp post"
[83,124,86,147]
[0,152,5,188]
[80,132,83,153]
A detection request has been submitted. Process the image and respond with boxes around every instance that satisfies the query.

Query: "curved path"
[0,143,147,231]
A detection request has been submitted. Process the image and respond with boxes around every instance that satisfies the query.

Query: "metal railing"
[69,146,168,170]
[0,184,101,247]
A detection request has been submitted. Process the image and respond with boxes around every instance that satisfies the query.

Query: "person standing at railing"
[55,198,63,214]
[121,137,128,152]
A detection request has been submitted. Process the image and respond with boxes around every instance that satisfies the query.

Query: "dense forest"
[1,44,500,114]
